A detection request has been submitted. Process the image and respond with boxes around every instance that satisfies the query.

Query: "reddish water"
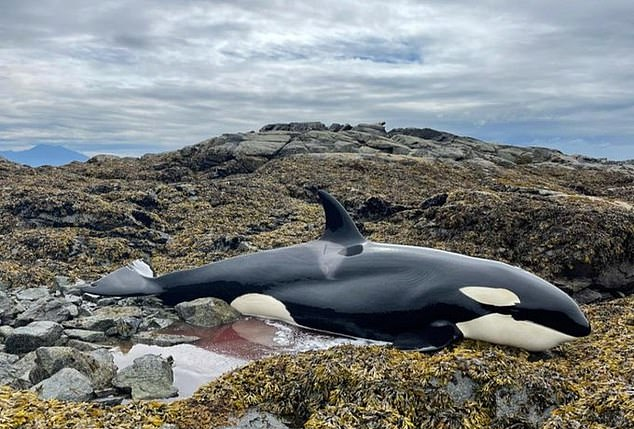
[111,318,370,398]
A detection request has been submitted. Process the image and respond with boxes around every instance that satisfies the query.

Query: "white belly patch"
[456,313,576,351]
[230,293,297,325]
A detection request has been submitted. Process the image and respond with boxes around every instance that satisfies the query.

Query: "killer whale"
[83,190,591,351]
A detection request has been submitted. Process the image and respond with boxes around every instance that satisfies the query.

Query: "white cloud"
[0,0,632,159]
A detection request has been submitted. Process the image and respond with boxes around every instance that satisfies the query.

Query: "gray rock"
[0,352,20,386]
[278,131,358,156]
[572,288,603,304]
[66,339,110,352]
[133,331,200,347]
[351,122,387,136]
[89,348,118,388]
[113,354,178,400]
[140,317,177,331]
[111,316,141,339]
[494,386,555,427]
[4,321,64,354]
[363,138,411,155]
[16,287,50,301]
[31,367,94,401]
[29,346,116,389]
[445,371,476,405]
[92,395,126,406]
[63,294,83,305]
[64,328,107,343]
[53,275,73,291]
[175,297,241,327]
[16,297,77,325]
[63,306,142,332]
[259,122,327,132]
[234,133,291,157]
[9,351,38,388]
[597,262,634,290]
[220,408,291,429]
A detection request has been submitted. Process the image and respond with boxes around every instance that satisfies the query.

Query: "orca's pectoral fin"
[392,321,463,352]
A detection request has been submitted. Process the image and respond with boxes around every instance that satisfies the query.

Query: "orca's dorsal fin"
[318,190,365,245]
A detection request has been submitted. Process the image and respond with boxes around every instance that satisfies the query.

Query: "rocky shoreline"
[0,292,632,428]
[1,122,633,428]
[0,279,249,404]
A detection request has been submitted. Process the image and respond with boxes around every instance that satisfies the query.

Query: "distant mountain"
[0,144,89,167]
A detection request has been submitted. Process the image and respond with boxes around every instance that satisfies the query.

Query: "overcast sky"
[1,1,633,159]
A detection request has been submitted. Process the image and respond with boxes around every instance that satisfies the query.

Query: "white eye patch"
[459,286,520,307]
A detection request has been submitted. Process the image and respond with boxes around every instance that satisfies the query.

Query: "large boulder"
[113,354,178,400]
[29,346,116,389]
[4,321,64,354]
[31,367,94,401]
[175,297,240,328]
[15,297,78,325]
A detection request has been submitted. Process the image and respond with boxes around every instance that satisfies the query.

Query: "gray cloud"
[0,0,632,158]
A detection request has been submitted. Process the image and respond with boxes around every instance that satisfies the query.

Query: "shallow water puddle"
[111,318,370,398]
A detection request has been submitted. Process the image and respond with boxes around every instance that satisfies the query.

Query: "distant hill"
[0,144,89,167]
